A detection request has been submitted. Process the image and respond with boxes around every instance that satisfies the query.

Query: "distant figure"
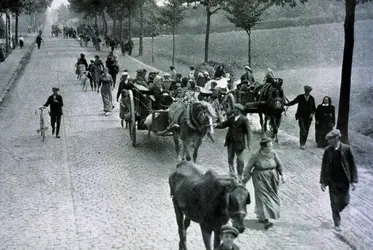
[19,37,24,49]
[169,66,177,81]
[36,34,43,49]
[315,96,335,148]
[188,66,196,81]
[320,129,358,232]
[214,65,226,79]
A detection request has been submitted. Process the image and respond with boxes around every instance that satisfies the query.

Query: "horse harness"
[186,102,209,133]
[225,185,247,218]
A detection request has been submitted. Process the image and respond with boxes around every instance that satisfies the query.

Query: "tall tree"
[185,0,228,62]
[138,0,145,56]
[158,0,185,66]
[224,0,273,66]
[336,0,372,143]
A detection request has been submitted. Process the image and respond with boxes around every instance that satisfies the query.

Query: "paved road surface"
[0,31,373,250]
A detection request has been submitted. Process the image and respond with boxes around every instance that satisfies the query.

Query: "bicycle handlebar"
[35,106,49,114]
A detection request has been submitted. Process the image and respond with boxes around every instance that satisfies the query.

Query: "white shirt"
[235,115,240,122]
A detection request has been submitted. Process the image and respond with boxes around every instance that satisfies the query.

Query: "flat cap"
[221,225,239,237]
[121,71,129,76]
[52,87,59,91]
[325,129,341,140]
[304,85,312,92]
[234,103,244,111]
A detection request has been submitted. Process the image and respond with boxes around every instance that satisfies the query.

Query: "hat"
[163,73,171,77]
[325,129,341,140]
[234,103,244,111]
[241,80,249,85]
[52,87,59,91]
[203,71,209,76]
[220,225,239,237]
[260,136,272,144]
[121,71,129,76]
[170,65,175,69]
[244,66,252,71]
[304,85,312,92]
[175,83,182,88]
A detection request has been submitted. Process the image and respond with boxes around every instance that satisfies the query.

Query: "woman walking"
[98,68,114,116]
[242,137,285,230]
[315,96,335,148]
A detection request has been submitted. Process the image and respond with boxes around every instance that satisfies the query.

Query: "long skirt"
[316,123,333,147]
[101,89,113,112]
[252,169,281,220]
[120,96,130,120]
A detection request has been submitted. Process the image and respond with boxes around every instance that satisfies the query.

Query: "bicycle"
[35,106,49,142]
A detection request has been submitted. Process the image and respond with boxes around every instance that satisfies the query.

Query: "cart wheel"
[221,93,235,122]
[128,90,137,147]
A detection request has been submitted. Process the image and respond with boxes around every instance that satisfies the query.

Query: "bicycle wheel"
[40,118,45,142]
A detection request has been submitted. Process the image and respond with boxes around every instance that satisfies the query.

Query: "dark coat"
[287,94,316,120]
[78,58,88,69]
[36,35,43,44]
[44,94,63,116]
[320,143,358,185]
[216,115,251,151]
[240,72,255,83]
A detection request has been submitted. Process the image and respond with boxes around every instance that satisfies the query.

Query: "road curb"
[0,38,35,105]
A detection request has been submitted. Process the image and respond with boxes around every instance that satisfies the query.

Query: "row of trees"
[0,0,52,52]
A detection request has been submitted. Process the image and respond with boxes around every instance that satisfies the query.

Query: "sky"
[51,0,69,9]
[50,0,167,9]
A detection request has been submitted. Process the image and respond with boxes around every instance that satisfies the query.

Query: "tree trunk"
[113,9,117,39]
[95,15,98,26]
[247,28,251,67]
[119,9,124,42]
[102,10,108,35]
[15,13,19,47]
[172,25,175,66]
[128,7,133,41]
[5,13,9,53]
[204,9,211,63]
[152,34,154,63]
[336,0,356,144]
[138,0,144,56]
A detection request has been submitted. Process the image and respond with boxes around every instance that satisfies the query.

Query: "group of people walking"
[75,51,119,116]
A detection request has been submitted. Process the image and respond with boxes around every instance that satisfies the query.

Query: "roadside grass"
[130,20,373,166]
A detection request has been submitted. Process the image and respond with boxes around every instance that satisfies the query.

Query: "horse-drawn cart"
[126,83,174,147]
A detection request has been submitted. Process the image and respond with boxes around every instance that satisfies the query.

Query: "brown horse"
[169,161,250,250]
[169,100,216,163]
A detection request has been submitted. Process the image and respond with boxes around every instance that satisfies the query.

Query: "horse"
[253,78,286,143]
[169,161,250,250]
[169,100,216,163]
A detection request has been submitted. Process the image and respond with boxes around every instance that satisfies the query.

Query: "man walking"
[285,85,316,149]
[43,87,63,138]
[215,103,251,178]
[36,34,43,50]
[320,129,358,232]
